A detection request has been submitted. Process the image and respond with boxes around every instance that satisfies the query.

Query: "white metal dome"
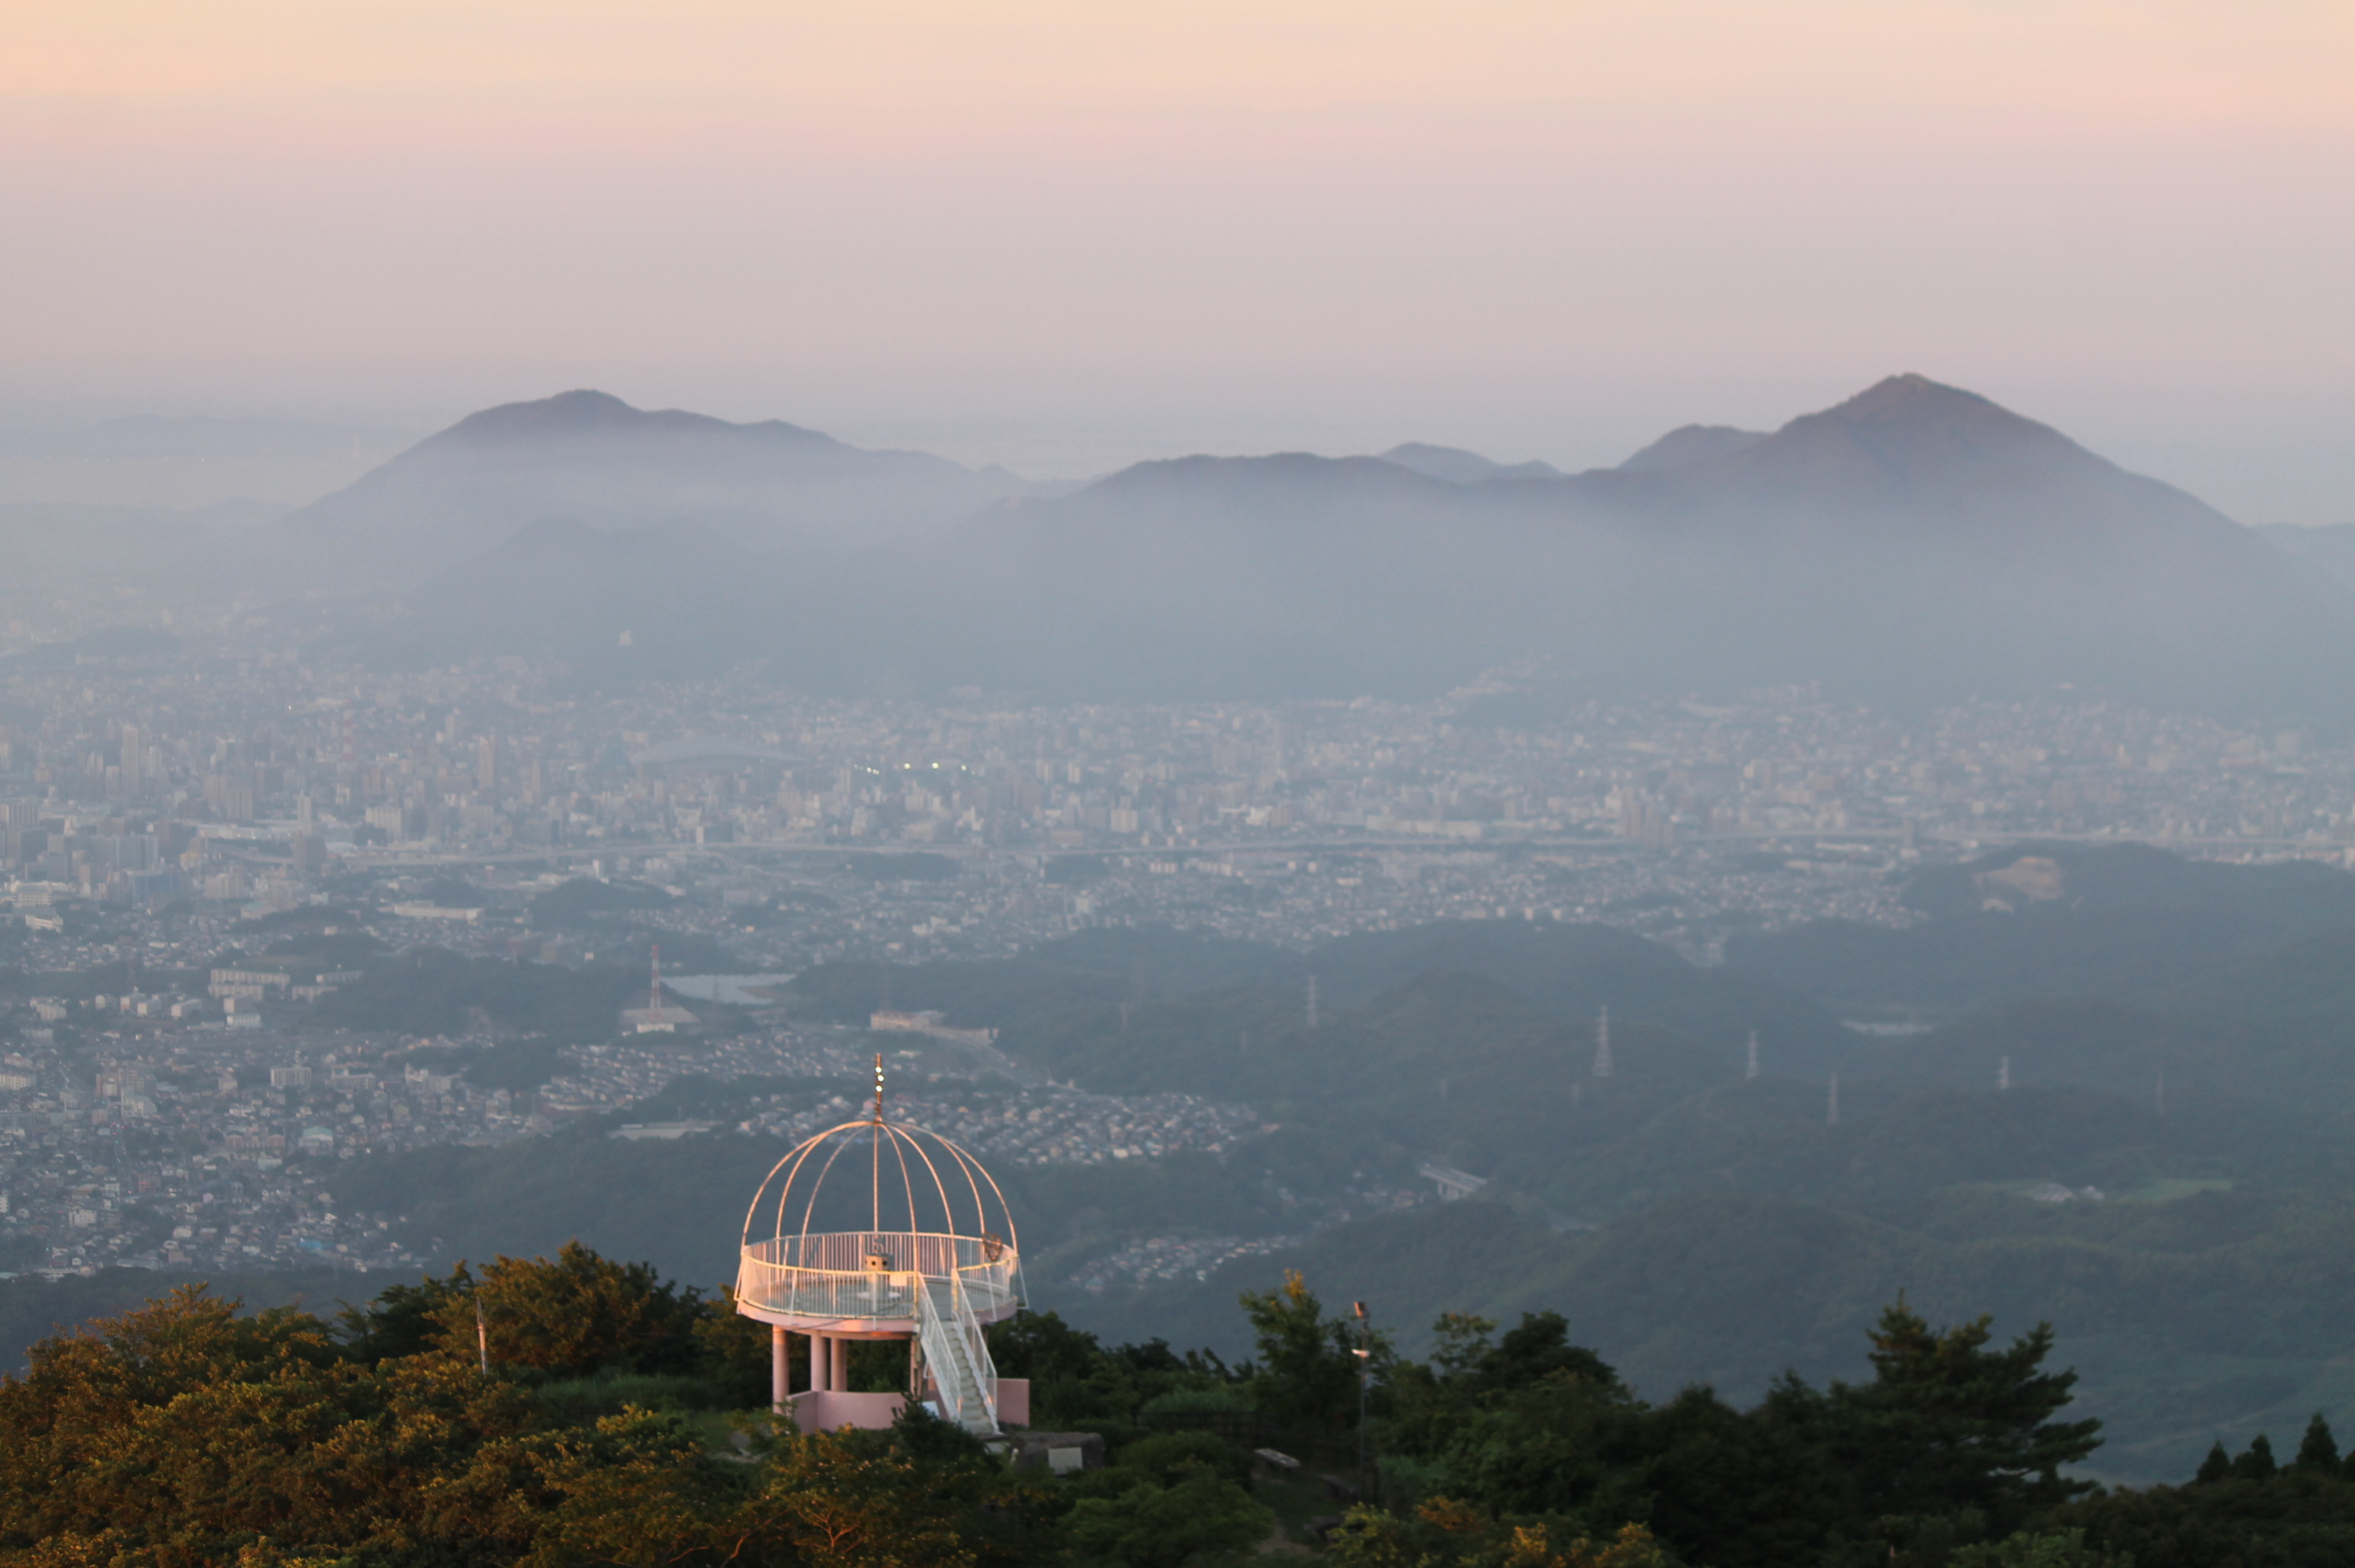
[734,1059,1024,1337]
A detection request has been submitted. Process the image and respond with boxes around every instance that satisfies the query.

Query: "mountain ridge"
[303,375,2355,714]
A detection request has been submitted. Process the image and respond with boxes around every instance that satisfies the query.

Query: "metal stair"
[918,1277,1001,1435]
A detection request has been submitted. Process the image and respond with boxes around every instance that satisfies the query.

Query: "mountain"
[309,518,795,680]
[2257,522,2355,593]
[1615,423,1765,471]
[1379,442,1565,484]
[312,375,2355,712]
[1724,843,2355,1014]
[930,374,2355,708]
[280,390,1032,586]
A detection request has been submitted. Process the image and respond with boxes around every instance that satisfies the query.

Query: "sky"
[4,2,2352,517]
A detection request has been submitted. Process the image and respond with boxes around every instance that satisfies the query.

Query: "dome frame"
[734,1071,1024,1337]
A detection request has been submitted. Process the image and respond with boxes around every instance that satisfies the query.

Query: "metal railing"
[737,1230,1020,1325]
[917,1273,1001,1432]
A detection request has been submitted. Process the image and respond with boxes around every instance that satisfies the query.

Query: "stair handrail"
[917,1277,998,1432]
[950,1266,1001,1430]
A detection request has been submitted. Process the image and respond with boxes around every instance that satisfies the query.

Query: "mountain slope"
[281,390,1029,586]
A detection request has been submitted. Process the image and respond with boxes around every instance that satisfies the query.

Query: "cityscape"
[5,650,2353,1284]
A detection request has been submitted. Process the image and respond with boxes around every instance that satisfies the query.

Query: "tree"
[2297,1414,2341,1474]
[2231,1432,2278,1481]
[1949,1528,2130,1568]
[1239,1270,1388,1431]
[340,1263,477,1361]
[1062,1464,1274,1568]
[692,1284,777,1407]
[1833,1299,2102,1527]
[2193,1440,2230,1484]
[1328,1505,1679,1568]
[435,1241,702,1377]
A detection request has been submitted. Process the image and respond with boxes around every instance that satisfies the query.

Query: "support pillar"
[771,1325,788,1412]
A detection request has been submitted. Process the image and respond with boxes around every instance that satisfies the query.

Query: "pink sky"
[5,2,2352,515]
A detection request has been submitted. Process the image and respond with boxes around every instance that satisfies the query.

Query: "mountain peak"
[1733,374,2103,491]
[441,389,659,442]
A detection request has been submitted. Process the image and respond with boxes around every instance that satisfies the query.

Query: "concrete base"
[782,1379,1030,1434]
[1004,1430,1104,1472]
[787,1390,908,1433]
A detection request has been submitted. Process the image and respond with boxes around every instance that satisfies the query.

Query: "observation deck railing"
[737,1230,1020,1325]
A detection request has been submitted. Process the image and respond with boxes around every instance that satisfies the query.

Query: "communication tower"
[735,1056,1026,1434]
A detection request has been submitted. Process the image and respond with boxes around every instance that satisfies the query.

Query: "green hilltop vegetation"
[5,1243,2355,1566]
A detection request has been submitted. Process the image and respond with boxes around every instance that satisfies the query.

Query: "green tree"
[1329,1503,1679,1568]
[1833,1299,2101,1527]
[438,1241,702,1377]
[1239,1269,1388,1431]
[1949,1529,2130,1568]
[2296,1413,2341,1473]
[1062,1463,1274,1568]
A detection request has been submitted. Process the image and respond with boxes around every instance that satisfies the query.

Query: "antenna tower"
[1827,1072,1840,1126]
[649,943,662,1017]
[1746,1030,1759,1080]
[1998,1056,2011,1091]
[1592,1006,1612,1079]
[1306,975,1319,1030]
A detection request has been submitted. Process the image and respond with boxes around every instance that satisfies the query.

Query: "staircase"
[918,1277,1001,1435]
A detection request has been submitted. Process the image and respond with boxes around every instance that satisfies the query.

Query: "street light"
[1352,1300,1372,1502]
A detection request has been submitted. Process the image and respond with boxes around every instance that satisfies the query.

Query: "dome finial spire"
[872,1052,886,1122]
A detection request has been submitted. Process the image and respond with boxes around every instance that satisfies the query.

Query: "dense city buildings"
[5,648,2353,1283]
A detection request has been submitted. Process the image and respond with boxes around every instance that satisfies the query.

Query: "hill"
[315,374,2355,712]
[1725,843,2355,1014]
[2257,521,2355,593]
[278,389,1032,587]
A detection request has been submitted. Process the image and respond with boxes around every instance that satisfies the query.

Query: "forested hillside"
[3,1248,2350,1566]
[291,853,2355,1483]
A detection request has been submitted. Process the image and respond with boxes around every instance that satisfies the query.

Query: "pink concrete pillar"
[771,1325,788,1411]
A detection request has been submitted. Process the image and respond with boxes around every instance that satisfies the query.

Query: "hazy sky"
[6,2,2352,517]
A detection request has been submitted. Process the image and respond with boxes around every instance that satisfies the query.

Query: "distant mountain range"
[296,377,2355,714]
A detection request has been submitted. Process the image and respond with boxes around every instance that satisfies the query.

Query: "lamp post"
[1352,1300,1372,1502]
